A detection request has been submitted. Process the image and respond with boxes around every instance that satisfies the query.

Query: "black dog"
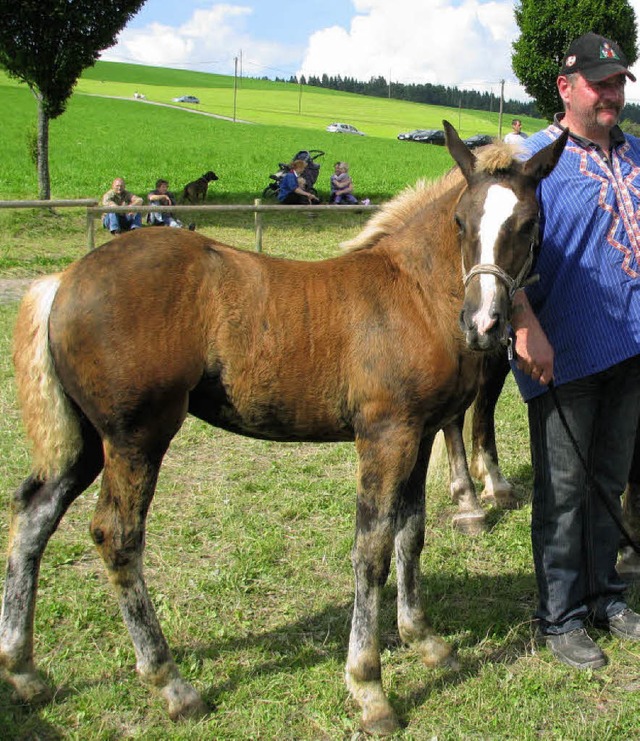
[181,171,219,204]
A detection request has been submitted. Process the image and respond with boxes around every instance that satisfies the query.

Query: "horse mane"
[475,140,518,175]
[342,141,516,253]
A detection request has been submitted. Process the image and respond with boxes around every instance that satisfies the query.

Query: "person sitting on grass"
[147,179,182,228]
[102,177,143,234]
[277,159,320,204]
[329,161,359,204]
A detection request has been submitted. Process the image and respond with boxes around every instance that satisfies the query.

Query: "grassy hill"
[1,61,544,202]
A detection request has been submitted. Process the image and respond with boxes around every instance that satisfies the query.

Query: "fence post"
[86,209,95,250]
[254,198,263,252]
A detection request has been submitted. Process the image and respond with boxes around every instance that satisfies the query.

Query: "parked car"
[172,95,200,104]
[397,129,445,145]
[326,122,366,136]
[462,134,494,149]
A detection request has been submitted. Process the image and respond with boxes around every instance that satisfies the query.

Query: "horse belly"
[188,370,354,442]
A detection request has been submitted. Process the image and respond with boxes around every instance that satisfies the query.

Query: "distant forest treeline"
[271,73,640,124]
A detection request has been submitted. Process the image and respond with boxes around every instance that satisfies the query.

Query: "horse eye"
[454,215,465,235]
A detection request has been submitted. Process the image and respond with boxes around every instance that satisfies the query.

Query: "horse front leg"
[346,427,425,736]
[92,442,207,721]
[396,435,458,670]
[442,416,486,534]
[469,352,516,508]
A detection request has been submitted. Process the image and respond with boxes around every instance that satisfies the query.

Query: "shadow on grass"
[0,681,64,740]
[173,569,539,720]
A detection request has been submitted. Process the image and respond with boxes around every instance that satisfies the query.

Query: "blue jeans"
[528,355,640,635]
[102,212,142,232]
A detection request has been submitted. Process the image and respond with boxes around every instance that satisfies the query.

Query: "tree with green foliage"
[0,1,147,199]
[512,0,638,121]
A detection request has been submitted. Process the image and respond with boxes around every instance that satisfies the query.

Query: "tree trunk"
[37,99,50,200]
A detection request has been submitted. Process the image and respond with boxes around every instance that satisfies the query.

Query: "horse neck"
[383,182,464,294]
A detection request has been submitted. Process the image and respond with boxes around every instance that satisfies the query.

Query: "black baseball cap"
[559,32,636,82]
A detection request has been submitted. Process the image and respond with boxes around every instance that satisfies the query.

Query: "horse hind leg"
[0,425,103,704]
[469,352,517,509]
[91,437,207,721]
[617,421,640,578]
[442,417,486,534]
[1,274,103,703]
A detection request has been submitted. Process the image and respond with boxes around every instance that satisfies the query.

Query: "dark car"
[397,128,445,145]
[462,134,493,149]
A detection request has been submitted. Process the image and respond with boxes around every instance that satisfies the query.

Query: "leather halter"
[462,238,539,300]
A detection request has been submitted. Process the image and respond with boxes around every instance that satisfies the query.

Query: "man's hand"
[511,291,554,385]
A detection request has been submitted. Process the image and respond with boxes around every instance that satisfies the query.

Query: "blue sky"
[102,1,640,103]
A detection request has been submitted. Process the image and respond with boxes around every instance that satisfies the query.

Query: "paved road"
[79,93,254,124]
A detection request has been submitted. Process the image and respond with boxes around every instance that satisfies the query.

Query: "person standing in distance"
[504,118,528,147]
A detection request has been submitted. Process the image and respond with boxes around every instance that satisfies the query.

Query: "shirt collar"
[553,112,626,150]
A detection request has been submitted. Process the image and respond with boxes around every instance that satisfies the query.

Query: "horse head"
[444,120,568,353]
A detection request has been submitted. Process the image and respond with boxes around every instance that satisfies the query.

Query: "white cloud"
[101,4,300,76]
[299,0,522,98]
[100,0,640,104]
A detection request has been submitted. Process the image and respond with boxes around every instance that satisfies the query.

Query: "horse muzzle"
[459,299,509,353]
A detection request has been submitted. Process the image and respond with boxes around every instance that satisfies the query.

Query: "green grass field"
[1,61,543,204]
[2,63,640,740]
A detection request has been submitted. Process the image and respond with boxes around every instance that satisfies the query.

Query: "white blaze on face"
[472,184,518,335]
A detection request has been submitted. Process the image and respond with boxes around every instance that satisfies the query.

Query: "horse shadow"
[172,569,540,715]
[0,681,64,740]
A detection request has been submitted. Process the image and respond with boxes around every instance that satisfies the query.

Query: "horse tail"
[13,274,83,480]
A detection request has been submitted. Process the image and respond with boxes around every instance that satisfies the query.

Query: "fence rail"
[0,199,378,252]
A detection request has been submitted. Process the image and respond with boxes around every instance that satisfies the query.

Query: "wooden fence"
[0,198,378,252]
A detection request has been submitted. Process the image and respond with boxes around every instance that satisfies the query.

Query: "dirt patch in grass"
[0,278,32,304]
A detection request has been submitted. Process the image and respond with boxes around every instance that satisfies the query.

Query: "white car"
[172,95,200,104]
[326,122,365,136]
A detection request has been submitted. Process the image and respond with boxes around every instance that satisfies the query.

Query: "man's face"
[158,182,168,194]
[558,72,626,131]
[513,121,522,133]
[112,179,125,193]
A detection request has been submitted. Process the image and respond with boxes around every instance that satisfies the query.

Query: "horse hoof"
[416,634,458,669]
[164,679,209,721]
[617,547,640,581]
[452,511,486,535]
[5,670,52,705]
[481,485,517,509]
[361,712,402,736]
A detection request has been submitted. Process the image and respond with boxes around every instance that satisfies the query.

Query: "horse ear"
[521,128,569,183]
[444,120,476,181]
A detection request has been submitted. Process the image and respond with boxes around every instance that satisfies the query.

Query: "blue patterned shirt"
[512,120,640,401]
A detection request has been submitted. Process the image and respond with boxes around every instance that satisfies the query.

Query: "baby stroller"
[262,149,325,200]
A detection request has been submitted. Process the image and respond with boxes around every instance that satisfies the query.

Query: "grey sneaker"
[597,608,640,641]
[545,628,607,669]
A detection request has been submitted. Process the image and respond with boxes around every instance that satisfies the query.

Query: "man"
[511,32,640,670]
[147,178,181,227]
[504,118,528,146]
[102,177,143,234]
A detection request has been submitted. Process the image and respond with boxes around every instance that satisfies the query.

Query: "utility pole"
[498,79,505,138]
[233,56,238,123]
